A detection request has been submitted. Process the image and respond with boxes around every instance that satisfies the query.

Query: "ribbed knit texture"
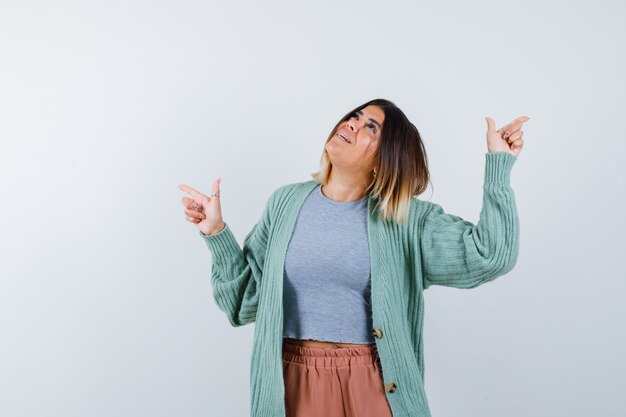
[199,151,520,417]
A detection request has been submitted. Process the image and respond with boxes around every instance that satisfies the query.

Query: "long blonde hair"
[311,99,431,225]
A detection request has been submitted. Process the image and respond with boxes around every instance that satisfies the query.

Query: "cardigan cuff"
[199,223,242,263]
[484,152,516,187]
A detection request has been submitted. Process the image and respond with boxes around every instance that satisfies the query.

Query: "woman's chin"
[325,140,344,155]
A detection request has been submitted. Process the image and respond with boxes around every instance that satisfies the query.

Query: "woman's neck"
[322,170,369,202]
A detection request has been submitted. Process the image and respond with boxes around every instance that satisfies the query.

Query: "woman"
[179,99,526,417]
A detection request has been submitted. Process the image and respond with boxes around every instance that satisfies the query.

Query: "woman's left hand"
[485,115,529,157]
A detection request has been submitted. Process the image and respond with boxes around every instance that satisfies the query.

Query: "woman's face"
[325,105,385,175]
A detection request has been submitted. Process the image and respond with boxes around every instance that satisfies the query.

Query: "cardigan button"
[372,328,383,339]
[385,381,397,393]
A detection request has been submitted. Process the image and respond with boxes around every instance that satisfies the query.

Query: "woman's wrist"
[204,221,226,236]
[484,152,516,186]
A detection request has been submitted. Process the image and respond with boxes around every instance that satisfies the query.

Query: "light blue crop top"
[282,183,375,344]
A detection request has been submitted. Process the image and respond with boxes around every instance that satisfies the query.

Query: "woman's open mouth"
[336,132,351,143]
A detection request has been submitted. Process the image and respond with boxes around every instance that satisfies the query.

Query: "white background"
[1,1,624,416]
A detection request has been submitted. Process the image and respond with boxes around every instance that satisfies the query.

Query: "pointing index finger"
[507,115,530,129]
[498,115,530,137]
[178,184,203,199]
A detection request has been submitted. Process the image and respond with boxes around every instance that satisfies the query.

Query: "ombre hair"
[311,99,431,225]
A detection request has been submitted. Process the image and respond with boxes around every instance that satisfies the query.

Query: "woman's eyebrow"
[356,110,382,130]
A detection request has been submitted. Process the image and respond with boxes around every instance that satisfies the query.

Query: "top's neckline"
[315,184,368,207]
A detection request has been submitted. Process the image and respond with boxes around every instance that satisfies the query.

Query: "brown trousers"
[282,339,394,417]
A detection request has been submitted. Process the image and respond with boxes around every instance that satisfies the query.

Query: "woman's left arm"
[419,116,527,289]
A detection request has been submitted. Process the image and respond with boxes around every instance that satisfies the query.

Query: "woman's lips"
[336,133,351,144]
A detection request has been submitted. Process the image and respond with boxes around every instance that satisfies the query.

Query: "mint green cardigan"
[199,151,519,417]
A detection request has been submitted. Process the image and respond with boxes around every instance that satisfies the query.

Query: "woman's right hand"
[178,178,226,236]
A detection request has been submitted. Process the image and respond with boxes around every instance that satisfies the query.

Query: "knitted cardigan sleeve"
[420,151,520,289]
[197,188,278,326]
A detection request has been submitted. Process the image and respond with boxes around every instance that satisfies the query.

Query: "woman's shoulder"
[274,179,316,193]
[408,195,439,222]
[267,179,319,206]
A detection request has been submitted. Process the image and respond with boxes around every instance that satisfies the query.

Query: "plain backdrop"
[1,1,624,416]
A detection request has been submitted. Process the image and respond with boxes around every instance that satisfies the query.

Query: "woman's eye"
[368,123,376,133]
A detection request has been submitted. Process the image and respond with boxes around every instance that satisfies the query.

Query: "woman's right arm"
[197,189,276,327]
